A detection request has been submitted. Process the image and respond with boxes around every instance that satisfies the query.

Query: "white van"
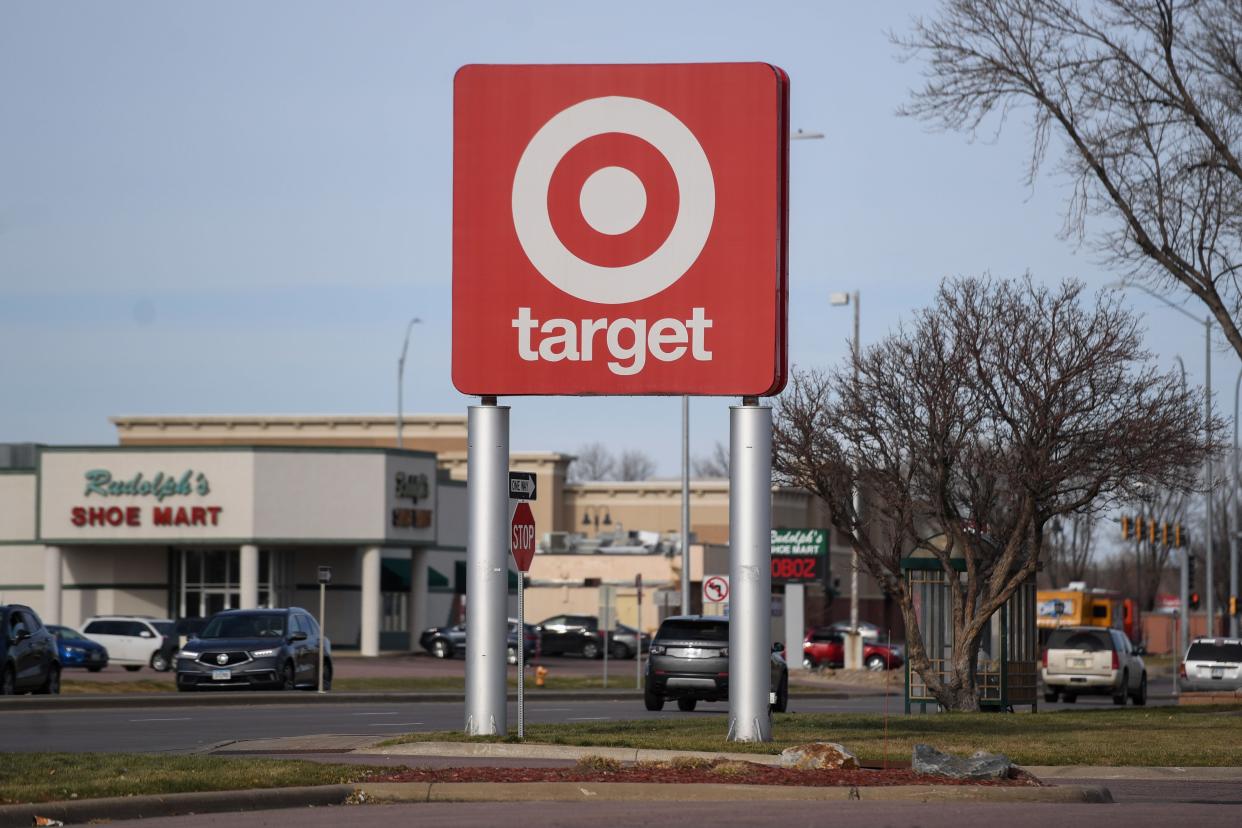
[82,616,175,671]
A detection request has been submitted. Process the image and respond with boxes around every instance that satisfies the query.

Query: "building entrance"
[177,548,282,618]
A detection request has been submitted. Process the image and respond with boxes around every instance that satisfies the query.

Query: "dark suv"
[645,615,788,712]
[175,608,330,691]
[1,604,61,695]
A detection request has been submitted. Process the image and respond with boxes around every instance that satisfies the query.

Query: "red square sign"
[453,63,788,396]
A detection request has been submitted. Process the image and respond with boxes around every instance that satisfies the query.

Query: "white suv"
[1180,637,1242,692]
[82,616,175,672]
[1041,626,1147,705]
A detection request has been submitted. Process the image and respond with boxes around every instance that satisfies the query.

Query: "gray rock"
[911,743,1012,780]
[778,742,860,770]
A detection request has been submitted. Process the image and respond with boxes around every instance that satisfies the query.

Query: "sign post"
[316,566,332,694]
[510,501,536,739]
[636,573,643,690]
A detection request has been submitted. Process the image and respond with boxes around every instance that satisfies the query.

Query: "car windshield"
[201,614,286,639]
[1187,642,1242,662]
[657,620,728,642]
[51,627,86,641]
[1046,629,1112,652]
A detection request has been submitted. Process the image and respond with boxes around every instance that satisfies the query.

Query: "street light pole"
[1174,356,1190,661]
[681,395,691,617]
[1232,368,1241,638]
[396,317,422,449]
[830,290,863,670]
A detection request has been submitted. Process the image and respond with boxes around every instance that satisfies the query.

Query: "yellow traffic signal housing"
[1121,516,1131,539]
[1231,596,1238,616]
[1161,522,1169,545]
[1174,523,1183,547]
[1148,519,1156,543]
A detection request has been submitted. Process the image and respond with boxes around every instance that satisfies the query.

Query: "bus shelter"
[902,556,1039,712]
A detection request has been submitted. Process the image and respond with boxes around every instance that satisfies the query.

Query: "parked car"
[1040,626,1147,705]
[419,618,537,664]
[534,615,649,659]
[47,625,109,672]
[823,620,884,641]
[81,616,175,672]
[802,626,904,671]
[1,604,61,695]
[644,615,788,713]
[155,617,212,674]
[1179,637,1242,692]
[175,607,330,691]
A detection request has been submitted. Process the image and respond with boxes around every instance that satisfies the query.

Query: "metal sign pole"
[728,399,773,742]
[465,399,509,736]
[317,580,326,694]
[636,576,643,690]
[602,587,610,688]
[518,571,525,739]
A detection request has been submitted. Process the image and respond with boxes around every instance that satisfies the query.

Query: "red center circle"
[546,132,680,270]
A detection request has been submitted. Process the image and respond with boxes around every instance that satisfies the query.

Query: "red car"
[803,626,904,671]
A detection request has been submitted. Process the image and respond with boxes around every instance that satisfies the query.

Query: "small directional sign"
[509,471,537,500]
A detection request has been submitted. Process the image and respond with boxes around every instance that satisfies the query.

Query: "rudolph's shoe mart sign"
[453,63,789,396]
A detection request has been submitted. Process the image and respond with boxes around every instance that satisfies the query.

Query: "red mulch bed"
[373,761,1040,788]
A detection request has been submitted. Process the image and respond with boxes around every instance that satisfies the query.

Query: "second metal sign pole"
[728,398,773,742]
[465,398,509,736]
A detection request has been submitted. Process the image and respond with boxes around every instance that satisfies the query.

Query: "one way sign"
[508,471,537,501]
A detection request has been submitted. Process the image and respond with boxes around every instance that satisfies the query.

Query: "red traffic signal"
[1189,591,1201,610]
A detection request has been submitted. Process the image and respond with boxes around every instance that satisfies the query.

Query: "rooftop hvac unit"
[542,532,570,553]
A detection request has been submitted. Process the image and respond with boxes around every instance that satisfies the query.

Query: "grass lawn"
[384,705,1242,767]
[0,754,387,805]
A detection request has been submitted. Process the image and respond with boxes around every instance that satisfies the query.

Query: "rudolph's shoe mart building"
[0,415,891,652]
[0,443,466,655]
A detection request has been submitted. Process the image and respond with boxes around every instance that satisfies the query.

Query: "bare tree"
[1043,512,1098,589]
[617,449,657,481]
[569,442,616,483]
[773,276,1214,710]
[898,1,1242,358]
[692,440,730,478]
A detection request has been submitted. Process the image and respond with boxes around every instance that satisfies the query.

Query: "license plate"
[1212,667,1224,679]
[1069,658,1088,668]
[212,669,231,681]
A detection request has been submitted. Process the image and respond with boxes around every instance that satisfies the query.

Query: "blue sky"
[0,1,1230,477]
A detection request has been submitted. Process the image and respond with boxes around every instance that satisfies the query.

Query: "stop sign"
[510,501,537,572]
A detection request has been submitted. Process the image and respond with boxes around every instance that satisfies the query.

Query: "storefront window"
[178,549,279,618]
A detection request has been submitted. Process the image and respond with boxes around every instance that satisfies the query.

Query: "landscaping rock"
[778,742,860,770]
[911,744,1012,781]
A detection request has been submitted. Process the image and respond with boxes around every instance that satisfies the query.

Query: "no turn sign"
[510,501,537,572]
[702,574,730,604]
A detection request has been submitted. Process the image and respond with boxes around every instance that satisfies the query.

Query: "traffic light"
[1148,519,1156,543]
[1161,522,1169,545]
[1174,523,1183,548]
[1231,596,1238,617]
[1121,516,1131,539]
[1190,591,1201,610]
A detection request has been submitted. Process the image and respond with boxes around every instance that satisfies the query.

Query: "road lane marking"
[351,712,400,716]
[129,717,192,722]
[531,707,572,711]
[566,717,609,721]
[367,722,423,727]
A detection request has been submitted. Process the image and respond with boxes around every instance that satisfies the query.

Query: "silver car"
[1179,638,1242,692]
[1041,626,1147,705]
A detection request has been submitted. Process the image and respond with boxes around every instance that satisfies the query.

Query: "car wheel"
[321,660,333,692]
[1044,690,1059,703]
[1113,672,1128,705]
[1132,673,1147,706]
[581,641,600,659]
[772,672,789,713]
[802,656,815,671]
[431,638,451,659]
[35,664,61,696]
[644,686,664,711]
[0,666,14,695]
[610,642,630,660]
[507,645,518,665]
[281,661,296,691]
[150,651,170,672]
[865,655,886,671]
[1063,692,1077,703]
[124,665,142,672]
[677,697,697,712]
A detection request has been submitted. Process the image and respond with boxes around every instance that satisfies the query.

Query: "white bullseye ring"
[579,166,647,235]
[511,95,715,305]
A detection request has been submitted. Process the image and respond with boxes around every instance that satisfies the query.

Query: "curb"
[0,784,353,828]
[358,781,1114,804]
[362,740,786,765]
[0,688,861,711]
[1025,765,1242,781]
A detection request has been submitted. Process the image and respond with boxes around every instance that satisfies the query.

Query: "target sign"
[453,63,789,396]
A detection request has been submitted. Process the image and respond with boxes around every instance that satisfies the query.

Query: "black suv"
[1,604,61,695]
[645,615,788,712]
[175,608,330,691]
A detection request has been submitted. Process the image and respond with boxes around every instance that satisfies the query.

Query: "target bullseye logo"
[453,63,788,397]
[511,95,715,305]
